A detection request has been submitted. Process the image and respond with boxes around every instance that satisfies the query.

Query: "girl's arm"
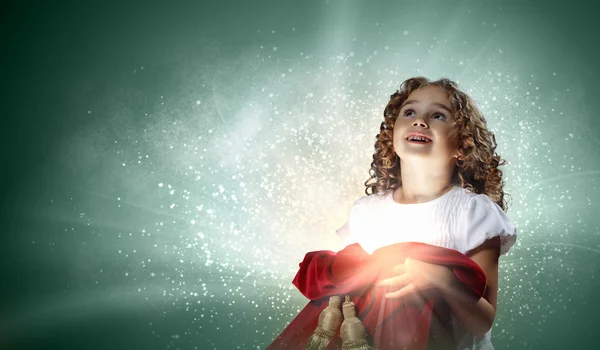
[438,236,500,338]
[377,237,501,338]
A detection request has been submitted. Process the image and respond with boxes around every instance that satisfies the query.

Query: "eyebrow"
[400,100,453,114]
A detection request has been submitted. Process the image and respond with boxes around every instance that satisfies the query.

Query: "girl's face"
[393,85,461,164]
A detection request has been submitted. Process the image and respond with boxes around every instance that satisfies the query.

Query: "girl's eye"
[403,109,416,117]
[403,109,446,121]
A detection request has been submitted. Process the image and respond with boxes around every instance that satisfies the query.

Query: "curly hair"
[364,77,510,211]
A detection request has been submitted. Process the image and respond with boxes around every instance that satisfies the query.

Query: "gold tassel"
[306,295,344,350]
[340,295,374,350]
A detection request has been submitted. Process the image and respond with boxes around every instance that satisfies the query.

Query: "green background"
[1,0,599,349]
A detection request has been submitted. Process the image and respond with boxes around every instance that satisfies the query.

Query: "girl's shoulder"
[347,189,387,203]
[353,190,393,207]
[447,185,493,203]
[456,188,503,212]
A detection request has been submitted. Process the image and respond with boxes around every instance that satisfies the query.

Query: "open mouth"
[406,135,432,143]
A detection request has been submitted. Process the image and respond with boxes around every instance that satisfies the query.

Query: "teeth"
[408,135,430,142]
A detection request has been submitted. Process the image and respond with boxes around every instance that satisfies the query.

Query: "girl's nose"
[412,119,428,128]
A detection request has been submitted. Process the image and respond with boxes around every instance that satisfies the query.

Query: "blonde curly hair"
[364,77,510,211]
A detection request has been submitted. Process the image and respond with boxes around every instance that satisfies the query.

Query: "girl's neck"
[394,159,456,204]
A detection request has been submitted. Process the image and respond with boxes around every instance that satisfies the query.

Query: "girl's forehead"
[407,85,450,101]
[404,85,454,113]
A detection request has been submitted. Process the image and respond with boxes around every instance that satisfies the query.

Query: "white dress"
[335,185,518,350]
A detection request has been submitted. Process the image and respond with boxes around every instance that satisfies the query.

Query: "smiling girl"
[334,77,518,349]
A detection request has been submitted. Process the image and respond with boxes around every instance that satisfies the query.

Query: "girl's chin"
[396,153,455,163]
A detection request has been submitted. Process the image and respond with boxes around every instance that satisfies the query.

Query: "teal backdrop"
[1,0,599,349]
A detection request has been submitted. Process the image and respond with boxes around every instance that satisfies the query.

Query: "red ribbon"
[267,242,486,350]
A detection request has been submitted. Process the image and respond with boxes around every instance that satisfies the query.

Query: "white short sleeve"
[336,218,355,245]
[457,194,517,256]
[335,197,363,246]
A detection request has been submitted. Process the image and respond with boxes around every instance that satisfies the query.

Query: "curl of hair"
[364,77,511,211]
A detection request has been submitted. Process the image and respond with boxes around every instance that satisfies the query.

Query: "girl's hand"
[377,257,456,299]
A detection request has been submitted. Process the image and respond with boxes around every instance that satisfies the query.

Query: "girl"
[335,76,517,349]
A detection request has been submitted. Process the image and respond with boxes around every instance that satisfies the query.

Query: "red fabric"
[267,242,487,350]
